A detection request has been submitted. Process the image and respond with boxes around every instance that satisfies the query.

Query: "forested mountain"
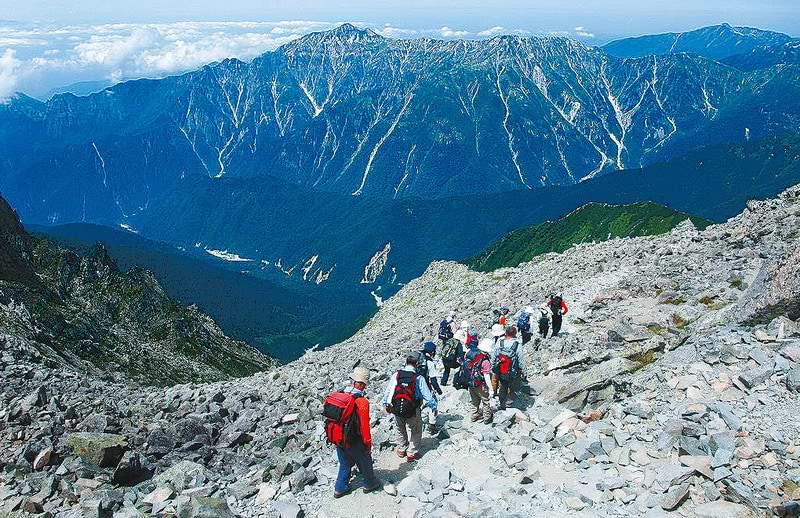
[468,202,712,272]
[0,194,272,384]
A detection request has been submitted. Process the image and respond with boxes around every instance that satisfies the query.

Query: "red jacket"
[547,299,569,316]
[354,397,372,448]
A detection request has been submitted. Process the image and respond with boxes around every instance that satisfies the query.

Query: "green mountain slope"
[468,202,713,272]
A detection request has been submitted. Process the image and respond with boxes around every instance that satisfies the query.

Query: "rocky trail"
[2,186,800,517]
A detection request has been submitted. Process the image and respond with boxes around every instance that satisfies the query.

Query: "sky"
[1,0,798,99]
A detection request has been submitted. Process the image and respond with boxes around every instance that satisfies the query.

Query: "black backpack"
[438,319,453,341]
[415,351,434,390]
[441,338,460,368]
[391,370,418,418]
[551,296,563,315]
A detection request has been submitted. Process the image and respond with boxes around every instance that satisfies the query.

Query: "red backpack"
[391,370,418,418]
[322,391,361,448]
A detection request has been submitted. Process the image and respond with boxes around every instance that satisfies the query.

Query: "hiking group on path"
[322,294,568,498]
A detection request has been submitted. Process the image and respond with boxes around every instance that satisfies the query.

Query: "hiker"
[437,312,455,343]
[547,293,569,337]
[465,338,495,424]
[466,328,479,350]
[489,323,505,395]
[322,367,382,498]
[517,306,534,344]
[492,326,526,410]
[418,342,443,433]
[440,331,464,386]
[490,305,510,328]
[383,353,438,462]
[537,302,551,338]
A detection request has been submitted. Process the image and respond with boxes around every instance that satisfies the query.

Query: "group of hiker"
[322,295,568,498]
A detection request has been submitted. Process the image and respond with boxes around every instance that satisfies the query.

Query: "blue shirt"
[383,365,438,411]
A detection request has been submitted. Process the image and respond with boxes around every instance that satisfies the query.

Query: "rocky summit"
[2,185,800,517]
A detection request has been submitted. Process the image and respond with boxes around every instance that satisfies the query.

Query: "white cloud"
[573,26,595,38]
[478,26,505,37]
[440,26,470,38]
[375,24,418,38]
[0,49,22,99]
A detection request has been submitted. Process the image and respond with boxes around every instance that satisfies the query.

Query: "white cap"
[478,338,494,353]
[491,323,505,337]
[460,320,470,330]
[454,329,468,344]
[525,306,534,314]
[449,310,456,318]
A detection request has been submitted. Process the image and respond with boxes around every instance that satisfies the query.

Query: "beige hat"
[350,367,370,384]
[478,338,494,353]
[491,323,505,337]
[454,329,468,344]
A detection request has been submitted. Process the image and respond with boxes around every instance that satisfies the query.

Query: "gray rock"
[738,367,772,389]
[113,451,152,486]
[694,500,754,518]
[786,368,800,392]
[67,432,128,467]
[660,483,689,510]
[176,497,235,518]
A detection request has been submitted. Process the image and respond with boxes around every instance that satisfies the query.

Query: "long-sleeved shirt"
[547,299,569,316]
[383,365,438,411]
[491,338,527,375]
[342,386,372,448]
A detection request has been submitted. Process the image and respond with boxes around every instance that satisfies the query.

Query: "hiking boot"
[483,418,493,425]
[406,455,418,462]
[471,415,481,422]
[333,487,352,499]
[363,481,382,494]
[427,424,439,434]
[395,449,407,458]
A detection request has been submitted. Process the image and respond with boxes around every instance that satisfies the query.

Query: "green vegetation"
[468,202,713,272]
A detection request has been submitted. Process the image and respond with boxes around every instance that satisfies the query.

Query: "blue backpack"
[517,312,531,333]
[438,319,453,340]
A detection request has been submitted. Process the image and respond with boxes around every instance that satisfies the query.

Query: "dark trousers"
[498,377,512,409]
[521,331,532,345]
[552,315,563,336]
[538,319,549,338]
[335,442,378,494]
[442,365,452,385]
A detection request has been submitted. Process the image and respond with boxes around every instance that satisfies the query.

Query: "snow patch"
[118,223,138,234]
[205,248,254,262]
[361,242,392,284]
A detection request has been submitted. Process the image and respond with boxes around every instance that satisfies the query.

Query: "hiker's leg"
[393,415,409,454]
[408,409,423,457]
[480,386,492,423]
[351,442,379,488]
[468,387,481,421]
[491,374,499,396]
[334,446,355,493]
[498,379,510,409]
[552,316,562,336]
[442,365,451,385]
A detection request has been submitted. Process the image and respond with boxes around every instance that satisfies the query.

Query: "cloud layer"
[0,21,597,99]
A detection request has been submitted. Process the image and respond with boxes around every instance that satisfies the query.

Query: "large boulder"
[67,432,128,467]
[176,497,235,518]
[739,248,800,324]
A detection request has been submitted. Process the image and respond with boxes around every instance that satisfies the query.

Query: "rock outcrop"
[1,186,800,517]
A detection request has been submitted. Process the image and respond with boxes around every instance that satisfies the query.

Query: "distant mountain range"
[468,202,712,272]
[0,193,272,385]
[602,23,795,60]
[2,23,800,223]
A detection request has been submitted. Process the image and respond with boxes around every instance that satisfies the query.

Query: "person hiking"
[322,367,382,498]
[437,312,455,343]
[489,323,505,395]
[547,293,569,337]
[517,306,534,345]
[537,302,551,339]
[383,354,438,462]
[418,342,443,433]
[465,338,495,424]
[490,306,510,329]
[440,331,464,386]
[492,326,527,410]
[466,328,479,350]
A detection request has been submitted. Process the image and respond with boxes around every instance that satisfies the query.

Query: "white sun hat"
[491,323,505,337]
[454,329,468,344]
[460,320,470,330]
[525,306,534,314]
[478,338,494,353]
